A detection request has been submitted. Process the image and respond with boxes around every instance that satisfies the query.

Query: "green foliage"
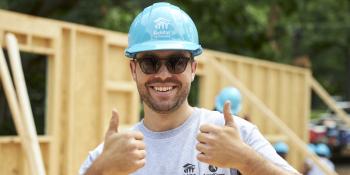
[310,109,327,120]
[99,6,139,33]
[188,76,200,107]
[0,0,349,102]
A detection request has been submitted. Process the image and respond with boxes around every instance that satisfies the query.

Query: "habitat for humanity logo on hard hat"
[153,17,172,39]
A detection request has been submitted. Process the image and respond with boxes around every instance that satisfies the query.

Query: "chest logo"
[183,163,196,174]
[208,165,218,172]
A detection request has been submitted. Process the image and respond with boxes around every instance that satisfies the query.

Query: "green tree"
[1,0,349,100]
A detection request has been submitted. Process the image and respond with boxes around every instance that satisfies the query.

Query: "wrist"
[93,153,129,175]
[85,155,105,175]
[235,145,264,173]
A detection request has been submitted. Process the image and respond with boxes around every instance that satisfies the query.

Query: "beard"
[136,76,191,114]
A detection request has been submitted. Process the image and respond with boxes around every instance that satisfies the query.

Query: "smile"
[152,86,174,92]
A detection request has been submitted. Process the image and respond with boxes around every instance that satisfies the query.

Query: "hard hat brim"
[125,40,202,58]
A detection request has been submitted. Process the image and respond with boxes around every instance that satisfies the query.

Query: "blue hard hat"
[315,143,331,157]
[125,2,202,58]
[307,143,316,153]
[215,87,242,114]
[274,141,289,154]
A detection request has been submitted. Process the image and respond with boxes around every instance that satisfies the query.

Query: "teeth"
[154,86,173,92]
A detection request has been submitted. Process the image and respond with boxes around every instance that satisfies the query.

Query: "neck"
[143,101,193,132]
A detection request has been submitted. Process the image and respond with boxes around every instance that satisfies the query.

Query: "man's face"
[130,50,196,114]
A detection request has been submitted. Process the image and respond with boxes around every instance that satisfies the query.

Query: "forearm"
[84,153,131,175]
[236,146,300,175]
[84,155,104,175]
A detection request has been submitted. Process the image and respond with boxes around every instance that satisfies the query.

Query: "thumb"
[105,109,119,139]
[223,101,235,127]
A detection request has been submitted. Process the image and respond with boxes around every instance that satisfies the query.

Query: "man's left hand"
[196,101,249,168]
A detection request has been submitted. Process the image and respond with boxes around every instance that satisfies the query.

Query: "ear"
[130,61,137,81]
[191,61,197,82]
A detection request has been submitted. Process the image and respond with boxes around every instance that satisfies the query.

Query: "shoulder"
[195,107,225,125]
[196,107,255,125]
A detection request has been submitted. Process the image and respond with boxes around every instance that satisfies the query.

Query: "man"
[79,2,300,175]
[273,141,289,159]
[303,144,335,175]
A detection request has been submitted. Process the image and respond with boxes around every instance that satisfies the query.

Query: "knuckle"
[138,150,146,159]
[197,154,208,163]
[205,135,215,144]
[196,134,202,141]
[132,131,144,139]
[135,131,144,136]
[137,159,146,168]
[139,142,146,149]
[128,143,138,150]
[200,124,209,131]
[125,132,134,139]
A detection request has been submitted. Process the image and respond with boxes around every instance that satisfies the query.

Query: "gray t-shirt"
[79,107,298,175]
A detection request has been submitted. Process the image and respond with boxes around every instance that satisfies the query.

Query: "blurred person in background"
[215,86,252,121]
[273,141,289,159]
[303,143,335,175]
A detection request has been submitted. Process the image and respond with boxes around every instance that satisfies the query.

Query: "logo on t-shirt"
[203,164,224,175]
[208,165,218,172]
[183,163,196,174]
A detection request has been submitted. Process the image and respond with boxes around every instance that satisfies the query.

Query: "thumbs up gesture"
[196,101,248,168]
[99,110,146,175]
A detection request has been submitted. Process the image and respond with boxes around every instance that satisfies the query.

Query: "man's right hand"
[93,109,146,175]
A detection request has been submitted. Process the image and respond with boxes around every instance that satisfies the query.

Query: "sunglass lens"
[139,58,159,74]
[137,56,190,74]
[167,57,190,74]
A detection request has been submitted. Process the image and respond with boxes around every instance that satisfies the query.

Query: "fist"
[196,101,247,168]
[100,110,146,175]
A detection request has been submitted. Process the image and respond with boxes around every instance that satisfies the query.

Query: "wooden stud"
[0,47,29,174]
[5,33,46,175]
[209,58,338,175]
[47,33,62,175]
[99,37,108,140]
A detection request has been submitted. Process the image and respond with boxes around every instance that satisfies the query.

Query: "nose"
[155,63,172,80]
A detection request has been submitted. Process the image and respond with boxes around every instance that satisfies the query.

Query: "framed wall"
[0,9,309,174]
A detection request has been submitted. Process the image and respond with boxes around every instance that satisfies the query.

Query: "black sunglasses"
[134,55,193,74]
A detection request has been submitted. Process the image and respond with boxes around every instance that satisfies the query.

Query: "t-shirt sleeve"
[78,143,104,175]
[242,124,299,174]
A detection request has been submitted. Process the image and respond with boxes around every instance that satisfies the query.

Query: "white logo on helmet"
[153,17,171,38]
[154,17,170,30]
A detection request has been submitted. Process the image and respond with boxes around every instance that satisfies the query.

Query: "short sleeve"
[78,143,104,175]
[242,125,299,174]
